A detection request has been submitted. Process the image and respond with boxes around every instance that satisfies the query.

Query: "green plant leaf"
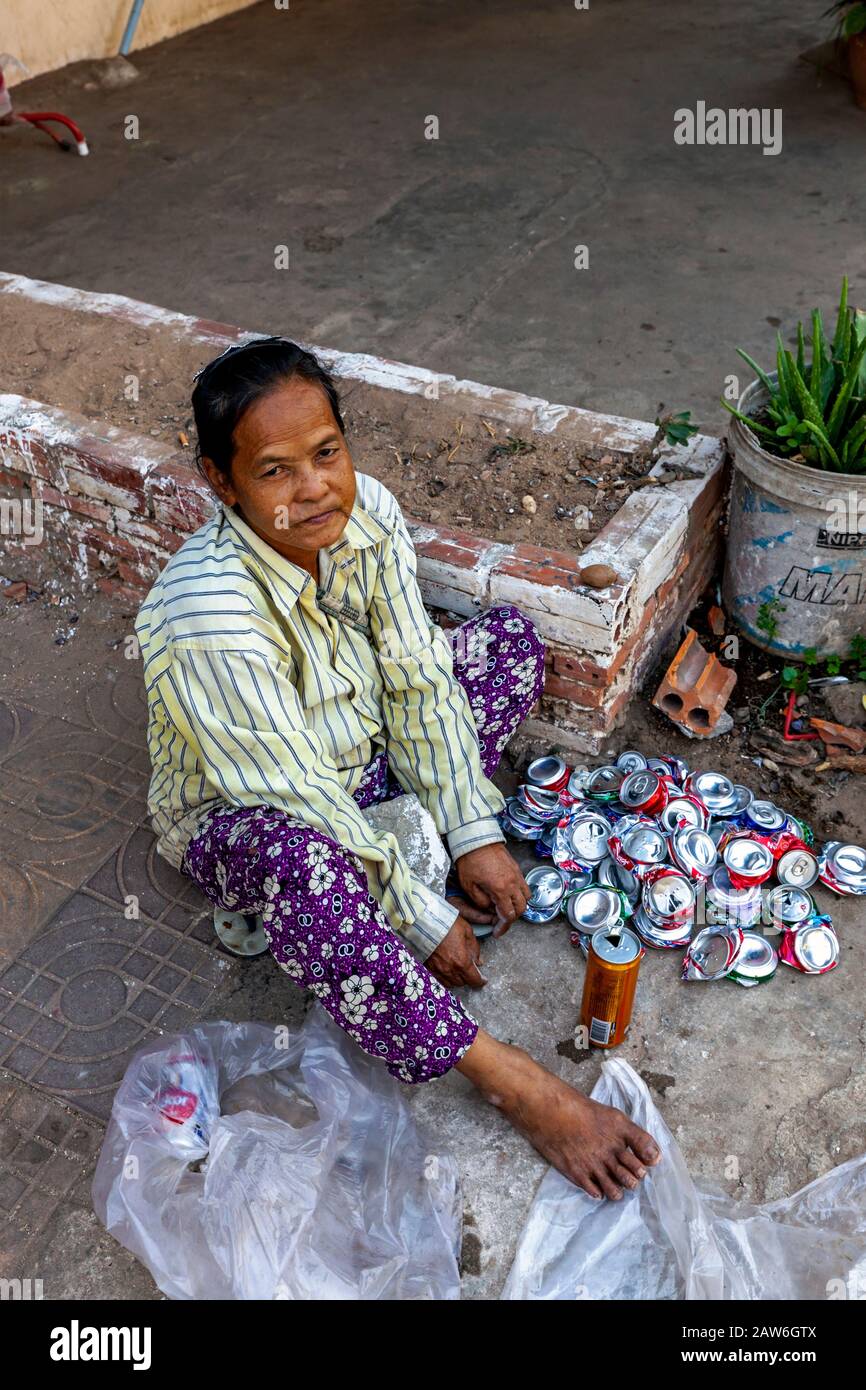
[811,310,827,399]
[832,275,850,359]
[735,348,776,399]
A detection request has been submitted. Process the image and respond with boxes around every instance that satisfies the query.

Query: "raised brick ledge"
[0,273,729,746]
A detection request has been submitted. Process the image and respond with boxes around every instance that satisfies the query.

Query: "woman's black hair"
[191,336,346,478]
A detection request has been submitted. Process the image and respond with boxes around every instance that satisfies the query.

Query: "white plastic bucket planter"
[723,377,866,659]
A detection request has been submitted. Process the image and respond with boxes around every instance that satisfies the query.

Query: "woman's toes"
[594,1169,623,1201]
[617,1148,647,1182]
[577,1172,604,1200]
[609,1160,639,1191]
[627,1122,661,1166]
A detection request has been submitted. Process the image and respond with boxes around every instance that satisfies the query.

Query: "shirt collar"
[221,494,391,604]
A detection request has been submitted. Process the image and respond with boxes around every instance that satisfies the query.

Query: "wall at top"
[1,0,260,86]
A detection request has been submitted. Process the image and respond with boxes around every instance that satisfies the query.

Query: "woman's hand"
[456,843,530,937]
[426,915,487,990]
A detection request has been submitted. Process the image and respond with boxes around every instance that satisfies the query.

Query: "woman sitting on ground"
[135,337,660,1200]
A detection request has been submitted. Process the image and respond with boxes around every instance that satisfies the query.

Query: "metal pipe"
[120,0,147,57]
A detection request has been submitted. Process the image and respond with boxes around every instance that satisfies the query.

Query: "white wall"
[1,0,261,86]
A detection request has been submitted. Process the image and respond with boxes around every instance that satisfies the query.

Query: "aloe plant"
[722,277,866,473]
[826,2,866,39]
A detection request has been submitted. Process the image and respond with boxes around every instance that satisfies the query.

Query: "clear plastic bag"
[503,1057,866,1300]
[92,1010,462,1300]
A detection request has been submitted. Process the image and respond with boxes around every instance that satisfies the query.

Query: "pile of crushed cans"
[498,750,866,986]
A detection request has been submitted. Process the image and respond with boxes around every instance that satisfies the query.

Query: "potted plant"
[826,2,866,108]
[720,278,866,658]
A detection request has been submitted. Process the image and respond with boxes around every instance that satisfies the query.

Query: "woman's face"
[201,376,356,566]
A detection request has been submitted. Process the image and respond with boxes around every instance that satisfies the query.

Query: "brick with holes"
[652,628,736,738]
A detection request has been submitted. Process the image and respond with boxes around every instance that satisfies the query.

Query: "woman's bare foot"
[457,1029,660,1200]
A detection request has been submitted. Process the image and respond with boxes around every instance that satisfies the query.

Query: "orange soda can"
[580,926,642,1048]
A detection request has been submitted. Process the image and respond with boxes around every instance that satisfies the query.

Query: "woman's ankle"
[456,1028,531,1106]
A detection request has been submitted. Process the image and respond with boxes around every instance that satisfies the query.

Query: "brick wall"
[0,277,729,753]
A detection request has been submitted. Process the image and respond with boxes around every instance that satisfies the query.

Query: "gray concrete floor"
[0,0,863,428]
[2,0,866,1301]
[1,591,864,1299]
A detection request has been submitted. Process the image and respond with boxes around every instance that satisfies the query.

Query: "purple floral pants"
[182,604,545,1083]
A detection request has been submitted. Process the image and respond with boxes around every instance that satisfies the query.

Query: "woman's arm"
[368,507,507,856]
[160,641,458,957]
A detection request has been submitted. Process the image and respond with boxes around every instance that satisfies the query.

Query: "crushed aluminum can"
[766,884,815,927]
[742,799,787,834]
[523,865,568,922]
[585,765,625,801]
[526,754,571,792]
[779,916,839,974]
[713,783,753,818]
[563,865,595,894]
[598,855,640,903]
[659,754,689,785]
[682,923,744,980]
[632,903,693,949]
[722,835,774,889]
[705,865,763,927]
[818,841,866,895]
[609,821,667,877]
[775,846,819,889]
[501,799,546,839]
[668,826,717,881]
[641,865,696,927]
[760,829,809,861]
[619,769,669,816]
[646,757,672,776]
[727,930,778,987]
[565,885,628,934]
[552,811,611,868]
[787,814,814,847]
[516,784,564,820]
[684,770,735,814]
[615,749,648,775]
[659,793,708,833]
[566,765,591,799]
[532,821,559,859]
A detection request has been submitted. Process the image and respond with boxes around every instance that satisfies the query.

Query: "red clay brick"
[33,482,113,525]
[653,628,736,736]
[0,467,29,490]
[493,541,626,602]
[96,576,147,607]
[80,527,146,563]
[543,672,607,708]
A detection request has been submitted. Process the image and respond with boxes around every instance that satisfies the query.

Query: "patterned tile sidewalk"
[0,594,243,1291]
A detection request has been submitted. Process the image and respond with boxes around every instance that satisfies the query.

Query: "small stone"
[580,563,619,589]
[824,680,866,729]
[521,494,537,514]
[733,706,750,724]
[480,469,493,481]
[707,605,726,637]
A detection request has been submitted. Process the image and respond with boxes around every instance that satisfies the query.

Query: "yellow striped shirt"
[134,471,506,956]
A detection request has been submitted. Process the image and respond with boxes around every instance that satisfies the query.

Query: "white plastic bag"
[93,1010,462,1300]
[503,1057,866,1300]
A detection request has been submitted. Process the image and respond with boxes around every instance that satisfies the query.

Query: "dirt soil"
[0,294,639,548]
[595,596,866,846]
